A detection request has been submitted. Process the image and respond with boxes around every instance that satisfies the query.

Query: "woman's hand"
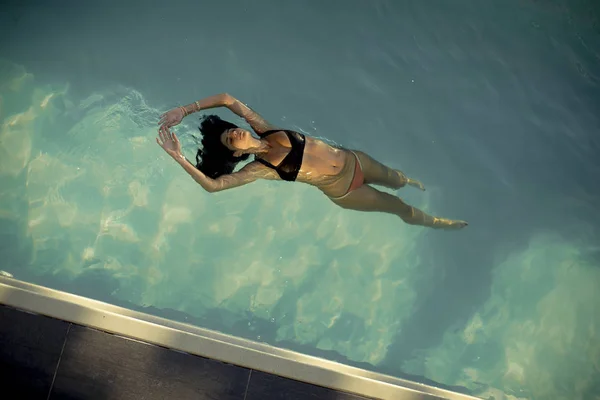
[158,107,185,131]
[156,128,183,160]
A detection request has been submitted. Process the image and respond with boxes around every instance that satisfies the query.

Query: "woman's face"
[220,128,256,152]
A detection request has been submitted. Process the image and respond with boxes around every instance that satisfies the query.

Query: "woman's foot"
[407,178,426,191]
[396,171,426,191]
[433,217,468,230]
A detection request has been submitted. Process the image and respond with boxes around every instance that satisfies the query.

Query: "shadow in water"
[9,266,474,398]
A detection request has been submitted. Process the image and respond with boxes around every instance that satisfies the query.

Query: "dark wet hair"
[195,114,250,179]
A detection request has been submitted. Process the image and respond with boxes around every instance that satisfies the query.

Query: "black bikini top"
[254,129,306,182]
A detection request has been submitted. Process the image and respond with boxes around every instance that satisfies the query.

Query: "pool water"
[1,1,599,399]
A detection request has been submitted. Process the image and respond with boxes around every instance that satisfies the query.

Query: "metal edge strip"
[0,277,479,400]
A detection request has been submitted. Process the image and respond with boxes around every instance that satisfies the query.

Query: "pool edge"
[0,276,480,400]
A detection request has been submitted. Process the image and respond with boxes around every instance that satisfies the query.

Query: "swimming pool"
[1,1,599,399]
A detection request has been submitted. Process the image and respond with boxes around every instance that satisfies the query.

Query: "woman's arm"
[179,93,230,116]
[224,95,278,135]
[176,155,273,193]
[159,94,231,131]
[157,127,273,193]
[180,93,278,135]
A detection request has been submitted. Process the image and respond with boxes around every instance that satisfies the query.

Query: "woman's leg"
[353,150,425,191]
[331,184,468,230]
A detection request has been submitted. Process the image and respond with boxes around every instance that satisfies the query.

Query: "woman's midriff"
[296,139,357,198]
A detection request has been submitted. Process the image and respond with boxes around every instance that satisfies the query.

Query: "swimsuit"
[255,130,306,181]
[347,151,365,193]
[328,151,365,200]
[255,130,364,197]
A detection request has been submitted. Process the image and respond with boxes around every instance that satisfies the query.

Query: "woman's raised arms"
[158,93,279,136]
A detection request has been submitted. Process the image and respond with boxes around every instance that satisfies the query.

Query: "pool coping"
[0,276,479,400]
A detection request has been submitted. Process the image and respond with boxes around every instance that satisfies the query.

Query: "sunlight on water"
[2,58,600,399]
[403,234,600,400]
[0,60,429,368]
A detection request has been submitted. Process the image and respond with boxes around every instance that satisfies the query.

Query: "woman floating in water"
[157,93,467,230]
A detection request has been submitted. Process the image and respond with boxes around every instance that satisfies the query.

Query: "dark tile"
[0,305,70,399]
[49,325,250,400]
[245,370,374,400]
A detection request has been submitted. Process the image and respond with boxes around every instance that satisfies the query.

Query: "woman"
[156,93,467,230]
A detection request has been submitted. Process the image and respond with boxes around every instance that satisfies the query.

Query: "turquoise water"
[1,1,600,399]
